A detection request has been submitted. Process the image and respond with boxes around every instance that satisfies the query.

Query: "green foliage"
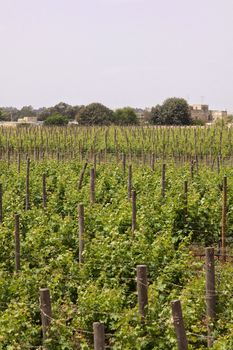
[0,157,232,348]
[214,117,228,128]
[114,107,139,125]
[0,108,11,122]
[76,103,114,125]
[0,103,81,122]
[227,114,233,123]
[0,125,232,348]
[44,114,69,126]
[0,109,9,121]
[150,97,192,125]
[149,104,162,125]
[192,118,205,126]
[39,102,81,121]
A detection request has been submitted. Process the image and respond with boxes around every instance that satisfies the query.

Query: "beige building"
[190,104,212,122]
[190,104,227,123]
[18,116,38,123]
[211,110,228,121]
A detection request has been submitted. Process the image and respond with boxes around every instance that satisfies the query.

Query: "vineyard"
[1,124,233,349]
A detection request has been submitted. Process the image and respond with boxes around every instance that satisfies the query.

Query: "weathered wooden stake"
[137,265,148,318]
[161,163,166,198]
[25,157,30,210]
[42,173,47,209]
[78,203,84,265]
[143,152,146,165]
[15,214,20,272]
[151,153,155,173]
[190,160,194,179]
[171,300,188,350]
[93,322,105,350]
[128,165,132,199]
[17,153,21,174]
[122,153,126,176]
[184,180,188,218]
[78,161,88,191]
[40,288,52,343]
[205,247,216,347]
[132,190,136,235]
[217,155,220,174]
[94,154,97,174]
[7,149,10,168]
[195,155,199,173]
[90,168,95,204]
[221,175,227,262]
[0,184,2,223]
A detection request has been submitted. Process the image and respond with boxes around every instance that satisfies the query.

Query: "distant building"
[190,104,212,122]
[211,110,228,121]
[18,116,38,124]
[190,104,227,123]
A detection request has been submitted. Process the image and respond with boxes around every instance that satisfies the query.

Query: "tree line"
[0,98,193,126]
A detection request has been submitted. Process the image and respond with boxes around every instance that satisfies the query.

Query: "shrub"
[44,114,68,126]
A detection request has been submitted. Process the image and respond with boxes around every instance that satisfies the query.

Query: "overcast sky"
[0,0,232,111]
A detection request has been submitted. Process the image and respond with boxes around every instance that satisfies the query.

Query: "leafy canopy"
[76,103,114,125]
[150,97,192,125]
[114,107,139,125]
[43,113,68,126]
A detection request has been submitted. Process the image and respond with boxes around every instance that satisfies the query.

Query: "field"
[1,124,233,349]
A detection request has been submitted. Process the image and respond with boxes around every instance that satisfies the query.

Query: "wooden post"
[217,155,220,174]
[78,161,88,191]
[143,152,146,165]
[93,322,105,350]
[78,203,84,265]
[205,247,216,348]
[40,288,52,342]
[132,190,136,235]
[171,300,188,350]
[94,154,97,174]
[7,148,10,168]
[221,175,227,262]
[15,214,20,272]
[161,163,166,198]
[122,153,126,176]
[137,265,148,318]
[151,153,155,173]
[42,173,47,209]
[90,168,95,204]
[128,165,132,199]
[25,157,30,210]
[190,160,194,179]
[17,153,21,174]
[195,155,199,174]
[0,184,2,223]
[184,180,188,219]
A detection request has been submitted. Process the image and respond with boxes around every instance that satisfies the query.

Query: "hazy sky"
[0,0,232,111]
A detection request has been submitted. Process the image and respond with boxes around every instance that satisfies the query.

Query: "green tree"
[0,107,19,121]
[19,106,36,118]
[162,98,191,125]
[149,98,192,125]
[43,114,68,126]
[37,103,82,121]
[149,105,163,125]
[114,107,139,125]
[76,103,114,125]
